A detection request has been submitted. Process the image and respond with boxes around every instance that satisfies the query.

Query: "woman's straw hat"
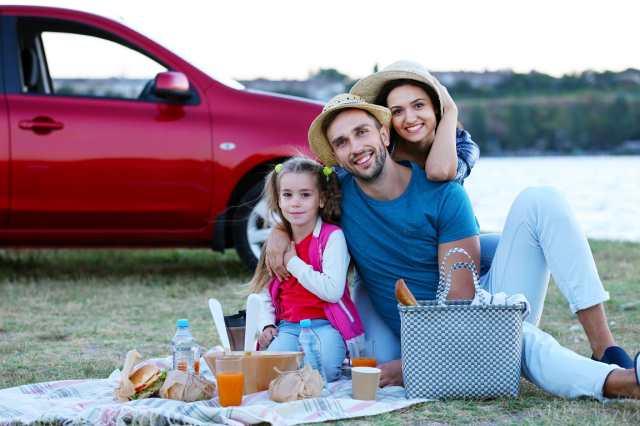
[308,93,391,166]
[350,60,444,117]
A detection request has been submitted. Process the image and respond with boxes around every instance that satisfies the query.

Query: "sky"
[5,0,640,81]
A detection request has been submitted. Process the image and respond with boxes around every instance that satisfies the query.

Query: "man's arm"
[379,235,480,387]
[265,224,291,281]
[437,235,480,300]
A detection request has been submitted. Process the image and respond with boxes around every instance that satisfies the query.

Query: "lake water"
[464,156,640,242]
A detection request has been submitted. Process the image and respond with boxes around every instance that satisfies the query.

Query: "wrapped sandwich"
[114,350,167,401]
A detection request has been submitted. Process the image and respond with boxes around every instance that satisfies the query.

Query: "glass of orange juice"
[216,356,244,407]
[350,339,377,368]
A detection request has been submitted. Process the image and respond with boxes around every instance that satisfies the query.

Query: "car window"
[40,31,167,100]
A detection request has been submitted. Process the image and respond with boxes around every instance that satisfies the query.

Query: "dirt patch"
[36,333,70,342]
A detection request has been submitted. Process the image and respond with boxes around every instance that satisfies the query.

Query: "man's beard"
[348,145,386,182]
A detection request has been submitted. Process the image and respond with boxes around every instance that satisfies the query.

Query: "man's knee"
[514,186,571,222]
[515,186,564,208]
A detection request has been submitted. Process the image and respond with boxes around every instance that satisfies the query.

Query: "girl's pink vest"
[268,222,365,343]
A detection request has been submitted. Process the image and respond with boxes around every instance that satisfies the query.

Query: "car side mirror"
[154,71,191,100]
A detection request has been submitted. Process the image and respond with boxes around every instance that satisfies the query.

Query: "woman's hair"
[374,78,443,149]
[248,156,342,293]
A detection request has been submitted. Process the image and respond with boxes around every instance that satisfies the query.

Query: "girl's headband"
[274,163,334,181]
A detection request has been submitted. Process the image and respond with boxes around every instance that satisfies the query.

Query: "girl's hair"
[374,78,444,151]
[248,156,342,293]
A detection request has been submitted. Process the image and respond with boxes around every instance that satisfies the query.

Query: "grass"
[1,241,640,424]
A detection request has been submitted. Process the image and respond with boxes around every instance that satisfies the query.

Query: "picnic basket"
[398,247,526,399]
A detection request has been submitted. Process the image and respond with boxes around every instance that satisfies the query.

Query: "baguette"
[395,279,418,306]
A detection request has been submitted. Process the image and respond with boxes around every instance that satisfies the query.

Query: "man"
[267,94,640,399]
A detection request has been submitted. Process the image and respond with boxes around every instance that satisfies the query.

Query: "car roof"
[0,5,122,22]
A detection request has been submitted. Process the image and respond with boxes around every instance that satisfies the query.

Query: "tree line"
[253,68,640,155]
[458,92,640,155]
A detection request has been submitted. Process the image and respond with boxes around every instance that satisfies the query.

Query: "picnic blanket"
[0,357,428,425]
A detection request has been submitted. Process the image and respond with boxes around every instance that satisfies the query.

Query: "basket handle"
[436,247,480,305]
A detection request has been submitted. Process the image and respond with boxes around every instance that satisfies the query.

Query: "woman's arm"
[453,129,480,184]
[425,82,458,181]
[286,230,350,303]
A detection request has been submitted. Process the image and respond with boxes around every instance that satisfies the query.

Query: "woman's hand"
[266,226,292,281]
[283,241,297,267]
[436,80,458,115]
[378,359,404,387]
[258,326,277,350]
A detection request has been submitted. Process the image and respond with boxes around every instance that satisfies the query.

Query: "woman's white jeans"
[354,186,617,400]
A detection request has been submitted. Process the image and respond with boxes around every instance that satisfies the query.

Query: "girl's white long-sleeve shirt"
[255,218,350,332]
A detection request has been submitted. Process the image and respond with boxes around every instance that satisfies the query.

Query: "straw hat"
[350,60,444,117]
[308,93,391,166]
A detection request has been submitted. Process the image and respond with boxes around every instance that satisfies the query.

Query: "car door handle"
[19,118,64,132]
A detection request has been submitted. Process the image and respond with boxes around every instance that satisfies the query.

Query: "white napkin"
[471,289,530,319]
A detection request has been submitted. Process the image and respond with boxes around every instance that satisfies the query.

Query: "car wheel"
[232,182,275,270]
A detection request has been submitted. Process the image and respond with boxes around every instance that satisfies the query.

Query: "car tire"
[232,181,274,271]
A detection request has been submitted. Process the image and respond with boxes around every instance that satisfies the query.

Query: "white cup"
[351,366,381,400]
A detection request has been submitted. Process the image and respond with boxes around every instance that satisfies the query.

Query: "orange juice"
[217,372,244,406]
[352,357,377,368]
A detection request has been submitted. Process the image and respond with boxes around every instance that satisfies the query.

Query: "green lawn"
[1,241,640,424]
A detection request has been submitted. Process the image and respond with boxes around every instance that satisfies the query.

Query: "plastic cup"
[216,356,244,406]
[350,339,377,368]
[352,366,381,400]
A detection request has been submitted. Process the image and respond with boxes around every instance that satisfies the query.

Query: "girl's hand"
[258,326,277,350]
[266,226,292,281]
[283,241,297,266]
[436,81,458,115]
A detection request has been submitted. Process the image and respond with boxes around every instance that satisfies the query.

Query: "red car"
[0,5,321,268]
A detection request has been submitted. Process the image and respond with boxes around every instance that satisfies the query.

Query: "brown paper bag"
[159,370,215,402]
[268,364,324,402]
[114,350,142,401]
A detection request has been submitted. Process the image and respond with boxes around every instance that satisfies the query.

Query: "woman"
[348,61,633,374]
[352,60,468,182]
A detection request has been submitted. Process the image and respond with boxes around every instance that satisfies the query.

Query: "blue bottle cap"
[177,319,189,328]
[299,319,311,328]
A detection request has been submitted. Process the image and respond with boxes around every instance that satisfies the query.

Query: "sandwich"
[128,364,167,400]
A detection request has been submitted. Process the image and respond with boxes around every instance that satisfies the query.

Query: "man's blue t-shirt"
[339,162,479,335]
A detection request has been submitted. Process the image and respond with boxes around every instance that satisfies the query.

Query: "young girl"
[249,157,364,382]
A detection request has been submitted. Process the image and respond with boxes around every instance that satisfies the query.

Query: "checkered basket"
[398,247,526,399]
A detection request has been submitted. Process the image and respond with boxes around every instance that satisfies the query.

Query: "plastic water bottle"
[171,318,196,373]
[299,319,327,384]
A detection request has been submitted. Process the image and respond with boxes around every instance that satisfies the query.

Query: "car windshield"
[129,21,245,90]
[45,4,246,91]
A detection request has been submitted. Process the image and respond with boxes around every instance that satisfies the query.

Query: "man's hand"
[265,226,291,281]
[283,241,297,266]
[258,326,277,350]
[378,359,403,387]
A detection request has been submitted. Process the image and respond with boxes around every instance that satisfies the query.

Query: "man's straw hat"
[350,60,444,118]
[308,93,391,166]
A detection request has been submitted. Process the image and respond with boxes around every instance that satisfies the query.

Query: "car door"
[0,17,8,228]
[4,16,213,232]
